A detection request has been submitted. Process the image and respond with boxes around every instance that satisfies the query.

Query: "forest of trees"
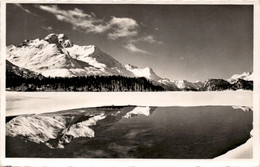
[6,71,165,92]
[6,68,253,92]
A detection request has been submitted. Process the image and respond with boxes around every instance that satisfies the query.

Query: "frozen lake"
[5,91,253,116]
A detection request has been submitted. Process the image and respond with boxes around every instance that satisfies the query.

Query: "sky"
[6,4,253,81]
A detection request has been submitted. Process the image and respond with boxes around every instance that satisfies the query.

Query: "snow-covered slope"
[6,37,99,77]
[6,60,44,79]
[124,64,162,81]
[228,72,253,84]
[156,78,178,90]
[173,80,203,90]
[156,78,203,91]
[6,33,253,91]
[67,45,135,77]
[6,33,154,79]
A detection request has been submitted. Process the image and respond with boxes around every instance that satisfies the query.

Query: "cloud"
[36,5,162,55]
[124,43,150,54]
[37,5,139,38]
[179,57,185,60]
[123,35,162,54]
[108,17,139,40]
[131,35,162,44]
[142,35,157,43]
[41,26,53,32]
[14,4,38,17]
[37,5,110,34]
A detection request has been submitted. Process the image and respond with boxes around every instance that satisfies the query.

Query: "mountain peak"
[44,33,73,48]
[44,33,58,43]
[144,66,153,71]
[173,79,203,90]
[124,64,138,70]
[6,33,253,92]
[125,65,161,81]
[228,72,253,83]
[57,33,68,40]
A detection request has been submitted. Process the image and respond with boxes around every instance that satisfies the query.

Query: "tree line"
[6,71,165,92]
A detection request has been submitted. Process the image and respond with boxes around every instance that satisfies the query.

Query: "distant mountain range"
[6,33,253,91]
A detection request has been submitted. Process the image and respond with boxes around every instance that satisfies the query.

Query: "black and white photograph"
[2,1,260,166]
[5,4,254,92]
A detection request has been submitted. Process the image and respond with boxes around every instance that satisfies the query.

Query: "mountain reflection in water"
[6,106,252,158]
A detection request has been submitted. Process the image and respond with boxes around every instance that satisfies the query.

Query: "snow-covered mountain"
[201,75,253,91]
[7,34,130,78]
[6,33,253,91]
[202,79,232,91]
[124,64,162,81]
[6,60,44,79]
[6,33,158,79]
[228,72,253,84]
[156,78,180,91]
[156,78,203,91]
[173,80,203,91]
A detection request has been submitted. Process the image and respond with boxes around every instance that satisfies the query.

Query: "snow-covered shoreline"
[215,130,254,159]
[6,91,252,116]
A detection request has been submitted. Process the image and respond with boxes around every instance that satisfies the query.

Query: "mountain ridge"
[6,33,253,91]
